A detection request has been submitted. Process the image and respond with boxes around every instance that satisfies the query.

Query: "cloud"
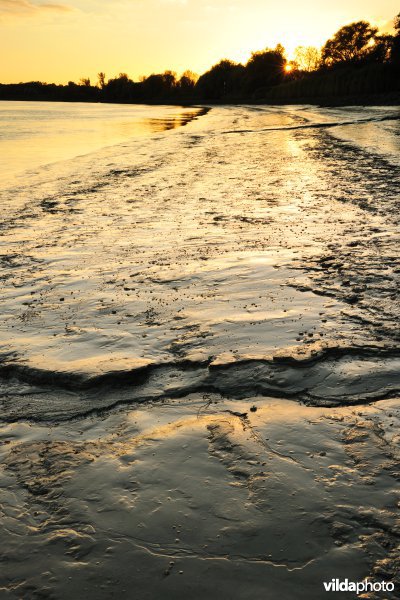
[0,0,72,16]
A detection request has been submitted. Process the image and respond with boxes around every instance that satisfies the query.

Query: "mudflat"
[0,103,399,599]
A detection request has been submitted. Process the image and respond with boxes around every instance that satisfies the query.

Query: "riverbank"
[0,104,399,598]
[1,91,400,107]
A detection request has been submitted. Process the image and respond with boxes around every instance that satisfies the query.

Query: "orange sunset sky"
[1,0,398,84]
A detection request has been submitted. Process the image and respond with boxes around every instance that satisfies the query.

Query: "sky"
[1,0,398,84]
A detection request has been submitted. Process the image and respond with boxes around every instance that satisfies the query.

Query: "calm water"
[0,101,204,187]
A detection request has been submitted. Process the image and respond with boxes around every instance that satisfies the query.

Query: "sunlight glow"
[0,0,398,83]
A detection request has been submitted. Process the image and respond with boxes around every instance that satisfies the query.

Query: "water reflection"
[152,111,207,130]
[130,108,208,133]
[0,102,207,187]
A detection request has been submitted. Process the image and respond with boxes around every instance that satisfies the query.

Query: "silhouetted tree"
[177,70,197,101]
[103,73,140,102]
[196,59,244,100]
[140,71,177,101]
[321,21,378,66]
[243,45,286,95]
[392,13,400,63]
[395,12,400,33]
[367,34,394,63]
[79,77,91,87]
[162,70,177,90]
[294,46,321,72]
[97,72,106,89]
[179,70,197,88]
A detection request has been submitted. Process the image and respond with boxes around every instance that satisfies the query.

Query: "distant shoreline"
[262,91,400,107]
[1,91,399,107]
[0,93,400,108]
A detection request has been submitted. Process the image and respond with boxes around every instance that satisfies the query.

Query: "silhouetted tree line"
[266,16,400,103]
[1,14,399,105]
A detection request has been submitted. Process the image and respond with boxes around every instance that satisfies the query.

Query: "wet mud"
[0,104,399,598]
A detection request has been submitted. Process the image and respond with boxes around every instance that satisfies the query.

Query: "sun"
[285,64,293,73]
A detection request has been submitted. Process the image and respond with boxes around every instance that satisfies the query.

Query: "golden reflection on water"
[88,109,206,138]
[143,111,206,132]
[0,103,206,187]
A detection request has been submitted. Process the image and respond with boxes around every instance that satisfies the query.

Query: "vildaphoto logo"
[323,579,395,594]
